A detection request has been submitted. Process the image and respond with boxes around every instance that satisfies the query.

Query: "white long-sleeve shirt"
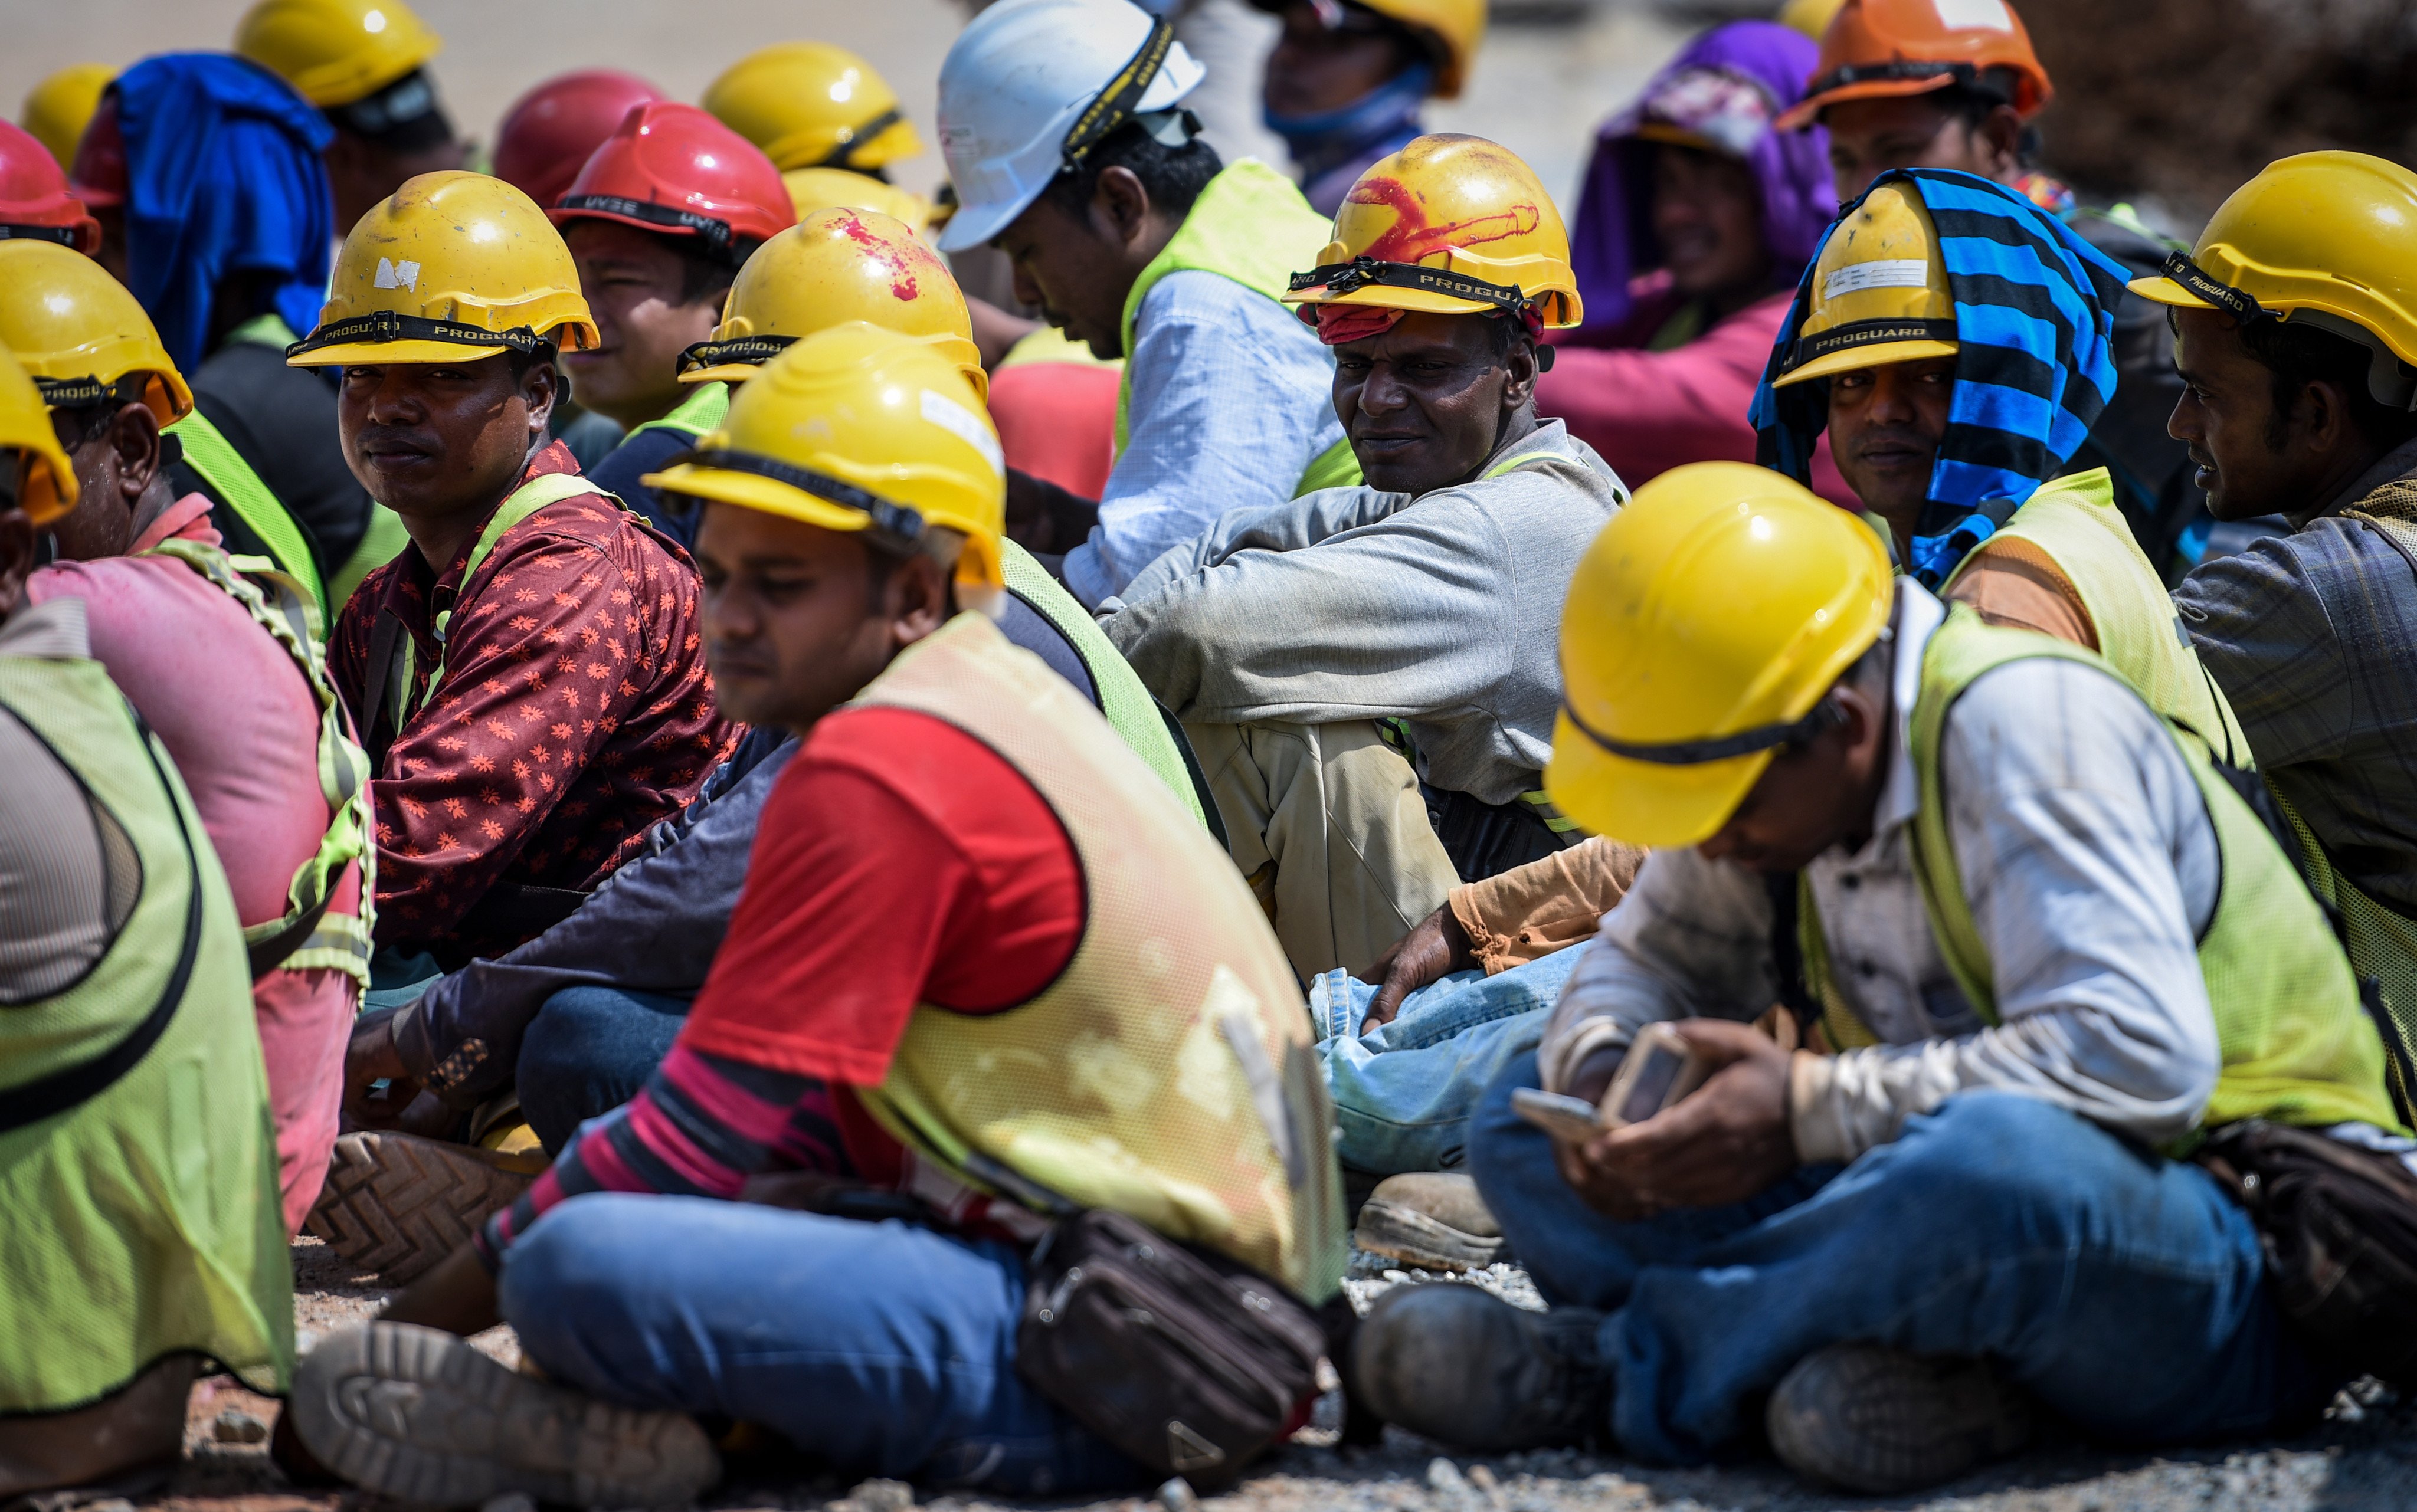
[1538,582,2231,1162]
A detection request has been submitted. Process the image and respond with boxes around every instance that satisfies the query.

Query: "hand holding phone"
[1511,1087,1605,1143]
[1598,1022,1711,1129]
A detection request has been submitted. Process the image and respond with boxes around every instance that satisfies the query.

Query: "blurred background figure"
[65,91,129,283]
[1538,19,1851,502]
[703,42,934,228]
[1250,0,1484,215]
[489,68,668,468]
[0,119,102,255]
[234,0,467,234]
[18,62,112,171]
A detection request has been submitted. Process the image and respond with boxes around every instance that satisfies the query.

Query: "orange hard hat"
[0,120,101,254]
[1775,0,2052,132]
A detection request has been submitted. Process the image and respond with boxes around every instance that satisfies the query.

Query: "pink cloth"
[988,361,1122,501]
[1538,278,1856,508]
[28,494,360,1232]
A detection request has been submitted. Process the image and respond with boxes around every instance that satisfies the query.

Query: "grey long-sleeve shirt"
[1102,419,1627,805]
[1538,583,2235,1163]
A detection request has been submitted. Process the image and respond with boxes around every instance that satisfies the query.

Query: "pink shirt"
[27,495,335,928]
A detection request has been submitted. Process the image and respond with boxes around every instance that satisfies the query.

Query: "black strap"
[1808,58,1977,97]
[1061,17,1176,169]
[358,605,407,770]
[814,107,904,171]
[676,334,795,377]
[555,193,739,258]
[31,373,152,409]
[244,891,336,981]
[0,223,82,246]
[1288,257,1533,317]
[1558,694,1843,767]
[2157,251,2265,325]
[0,720,205,1136]
[287,311,549,360]
[679,447,928,551]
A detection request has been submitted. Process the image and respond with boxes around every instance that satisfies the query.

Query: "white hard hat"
[934,0,1207,252]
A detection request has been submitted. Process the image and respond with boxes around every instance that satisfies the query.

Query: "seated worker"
[322,224,1214,1283]
[2,241,368,1237]
[0,119,102,252]
[236,0,466,232]
[1785,0,2203,578]
[1343,166,2249,1267]
[2146,153,2417,1091]
[1249,0,1482,215]
[488,70,667,471]
[1106,135,1624,982]
[285,325,1344,1506]
[19,63,113,174]
[1541,21,1855,502]
[1351,464,2404,1491]
[292,171,734,973]
[555,103,794,543]
[0,347,292,1501]
[103,54,388,621]
[702,41,932,225]
[935,0,1356,608]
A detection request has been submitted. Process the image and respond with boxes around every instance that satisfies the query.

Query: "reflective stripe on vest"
[1111,159,1363,497]
[849,613,1348,1303]
[166,408,327,624]
[1944,467,2251,765]
[999,537,1205,827]
[143,538,374,985]
[0,650,291,1408]
[634,379,729,445]
[1903,607,2402,1137]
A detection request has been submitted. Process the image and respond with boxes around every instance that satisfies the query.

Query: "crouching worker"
[293,172,734,975]
[289,326,1344,1506]
[1351,464,2404,1493]
[1108,134,1623,982]
[0,349,292,1499]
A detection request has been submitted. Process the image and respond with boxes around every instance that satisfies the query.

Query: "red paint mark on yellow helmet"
[1348,175,1540,264]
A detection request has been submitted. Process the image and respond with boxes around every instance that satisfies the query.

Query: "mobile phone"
[1511,1087,1606,1143]
[1600,1022,1709,1129]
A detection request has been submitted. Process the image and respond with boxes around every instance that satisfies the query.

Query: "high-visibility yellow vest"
[1113,159,1360,498]
[0,646,293,1411]
[1809,608,2402,1139]
[851,614,1348,1303]
[143,537,373,985]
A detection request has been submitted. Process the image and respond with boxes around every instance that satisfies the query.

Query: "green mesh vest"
[0,648,293,1411]
[1872,609,2402,1139]
[633,379,729,444]
[1113,160,1360,497]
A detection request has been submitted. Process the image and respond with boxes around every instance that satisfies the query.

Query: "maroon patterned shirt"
[332,441,737,964]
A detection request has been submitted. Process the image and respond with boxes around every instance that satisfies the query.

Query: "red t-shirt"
[680,704,1086,1088]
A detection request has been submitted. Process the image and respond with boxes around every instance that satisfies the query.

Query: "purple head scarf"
[1568,21,1833,335]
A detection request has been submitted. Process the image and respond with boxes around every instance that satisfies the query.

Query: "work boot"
[305,1130,546,1283]
[1348,1284,1610,1450]
[1352,1172,1506,1272]
[1766,1343,2036,1493]
[291,1323,719,1508]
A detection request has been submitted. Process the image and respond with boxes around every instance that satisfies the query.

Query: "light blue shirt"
[1061,269,1345,609]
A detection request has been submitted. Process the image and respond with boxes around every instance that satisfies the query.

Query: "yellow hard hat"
[781,167,934,235]
[1771,181,1957,388]
[1546,461,1894,848]
[703,43,924,175]
[20,64,114,172]
[678,208,984,400]
[287,171,599,368]
[1284,133,1581,328]
[646,322,1006,597]
[0,241,193,426]
[1359,0,1487,100]
[1777,0,1848,41]
[235,0,443,109]
[2128,151,2417,400]
[0,344,79,525]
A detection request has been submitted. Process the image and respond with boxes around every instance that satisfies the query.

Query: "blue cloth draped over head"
[115,53,333,376]
[1748,168,2131,588]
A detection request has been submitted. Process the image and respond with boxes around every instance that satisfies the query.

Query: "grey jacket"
[1102,419,1627,805]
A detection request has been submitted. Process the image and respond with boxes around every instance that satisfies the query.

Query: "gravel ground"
[125,1239,2417,1512]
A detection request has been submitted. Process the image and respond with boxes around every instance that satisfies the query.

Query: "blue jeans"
[498,1195,1144,1495]
[516,987,689,1153]
[1469,1051,2339,1465]
[1312,949,1579,1174]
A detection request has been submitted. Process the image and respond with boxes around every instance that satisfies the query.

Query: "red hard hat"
[67,92,127,212]
[0,119,101,254]
[551,101,794,258]
[492,69,664,212]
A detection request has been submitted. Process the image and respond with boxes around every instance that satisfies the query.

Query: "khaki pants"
[1187,719,1460,981]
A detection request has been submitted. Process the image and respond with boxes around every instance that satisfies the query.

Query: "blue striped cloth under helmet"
[1749,168,2131,588]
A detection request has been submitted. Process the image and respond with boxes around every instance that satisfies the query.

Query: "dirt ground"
[136,1239,2417,1512]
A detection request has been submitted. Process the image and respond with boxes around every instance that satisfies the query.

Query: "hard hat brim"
[646,460,1007,591]
[932,185,1036,254]
[1775,75,1960,133]
[765,116,925,175]
[680,355,990,405]
[2124,274,2215,311]
[288,336,539,368]
[1544,711,1777,850]
[1773,336,1960,389]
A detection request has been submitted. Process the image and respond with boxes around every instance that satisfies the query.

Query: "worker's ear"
[1090,165,1154,250]
[1501,335,1541,411]
[108,403,161,502]
[2284,373,2360,465]
[1974,104,2027,179]
[887,548,955,652]
[518,358,559,441]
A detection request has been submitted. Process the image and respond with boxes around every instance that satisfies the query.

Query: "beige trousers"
[1186,719,1460,982]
